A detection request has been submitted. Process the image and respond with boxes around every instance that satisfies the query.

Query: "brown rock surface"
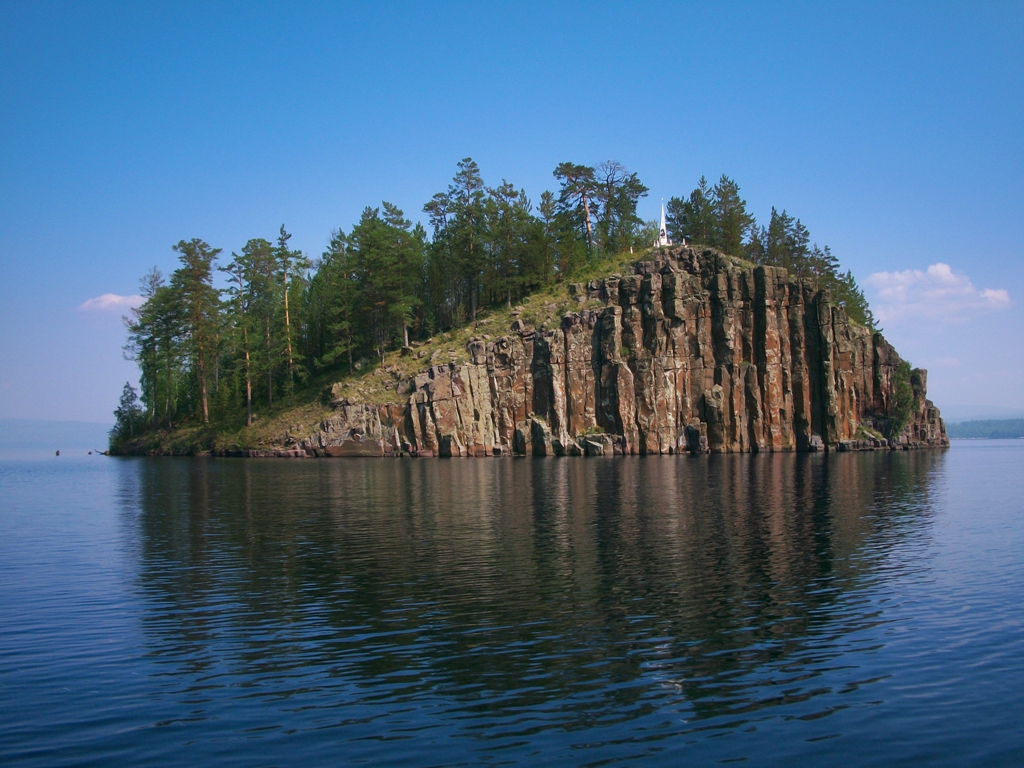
[299,247,948,457]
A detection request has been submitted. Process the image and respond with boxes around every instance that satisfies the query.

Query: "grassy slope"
[117,252,638,454]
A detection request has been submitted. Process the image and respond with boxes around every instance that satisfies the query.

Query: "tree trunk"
[166,355,173,429]
[283,268,294,391]
[197,346,209,424]
[469,230,477,322]
[583,196,593,254]
[243,326,252,427]
[403,321,409,349]
[265,315,273,407]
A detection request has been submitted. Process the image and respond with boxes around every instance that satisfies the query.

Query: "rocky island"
[110,166,948,458]
[243,245,945,459]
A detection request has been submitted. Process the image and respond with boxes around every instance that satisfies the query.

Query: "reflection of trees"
[123,450,942,726]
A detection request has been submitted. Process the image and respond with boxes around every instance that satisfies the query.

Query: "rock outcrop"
[296,247,947,457]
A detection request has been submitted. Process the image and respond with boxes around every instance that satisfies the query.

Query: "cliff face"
[292,247,947,458]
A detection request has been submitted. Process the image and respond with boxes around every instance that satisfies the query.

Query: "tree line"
[666,175,875,328]
[117,160,875,439]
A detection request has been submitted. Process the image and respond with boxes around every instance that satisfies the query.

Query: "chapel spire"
[655,199,672,247]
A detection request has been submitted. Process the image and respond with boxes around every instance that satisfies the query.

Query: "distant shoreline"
[949,436,1024,440]
[945,419,1024,440]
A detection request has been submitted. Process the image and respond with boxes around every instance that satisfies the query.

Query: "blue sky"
[1,1,1021,422]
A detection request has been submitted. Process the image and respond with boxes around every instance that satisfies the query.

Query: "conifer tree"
[833,268,876,329]
[594,161,648,254]
[535,191,559,282]
[146,285,182,428]
[348,204,424,364]
[276,225,310,392]
[221,250,257,425]
[711,175,755,256]
[485,181,534,308]
[553,162,598,258]
[666,176,716,245]
[170,239,222,424]
[424,190,462,331]
[306,228,359,373]
[450,159,487,322]
[123,267,169,430]
[111,382,144,444]
[235,238,279,407]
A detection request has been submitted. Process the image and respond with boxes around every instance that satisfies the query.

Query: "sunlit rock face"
[306,247,948,458]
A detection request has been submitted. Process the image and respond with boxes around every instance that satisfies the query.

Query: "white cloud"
[865,263,1010,322]
[78,293,145,312]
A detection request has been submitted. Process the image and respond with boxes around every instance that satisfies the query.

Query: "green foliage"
[666,176,715,246]
[276,224,311,393]
[832,268,876,329]
[110,382,144,447]
[123,268,180,429]
[671,177,877,330]
[666,175,752,257]
[553,161,598,257]
[552,160,648,264]
[888,360,916,437]
[593,161,649,254]
[305,228,358,373]
[423,158,490,326]
[347,203,425,363]
[170,238,222,423]
[712,176,755,256]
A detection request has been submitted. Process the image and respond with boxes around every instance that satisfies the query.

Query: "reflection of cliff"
[124,452,942,717]
[291,247,946,459]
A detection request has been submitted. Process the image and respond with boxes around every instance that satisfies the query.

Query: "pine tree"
[553,162,598,258]
[593,161,648,254]
[170,239,222,424]
[450,158,487,322]
[666,176,716,245]
[381,201,425,348]
[306,228,359,373]
[348,204,424,364]
[275,225,310,392]
[125,270,183,429]
[832,268,876,330]
[123,267,166,430]
[711,175,755,256]
[423,189,462,331]
[221,249,257,425]
[535,191,559,283]
[111,382,144,444]
[485,181,534,308]
[235,238,279,408]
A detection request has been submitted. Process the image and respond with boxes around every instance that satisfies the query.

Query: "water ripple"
[2,446,1024,765]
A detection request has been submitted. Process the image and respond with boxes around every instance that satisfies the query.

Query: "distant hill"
[0,419,113,459]
[940,405,1024,424]
[946,419,1024,440]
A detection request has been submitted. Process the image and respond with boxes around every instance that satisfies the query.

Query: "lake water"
[2,443,1023,766]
